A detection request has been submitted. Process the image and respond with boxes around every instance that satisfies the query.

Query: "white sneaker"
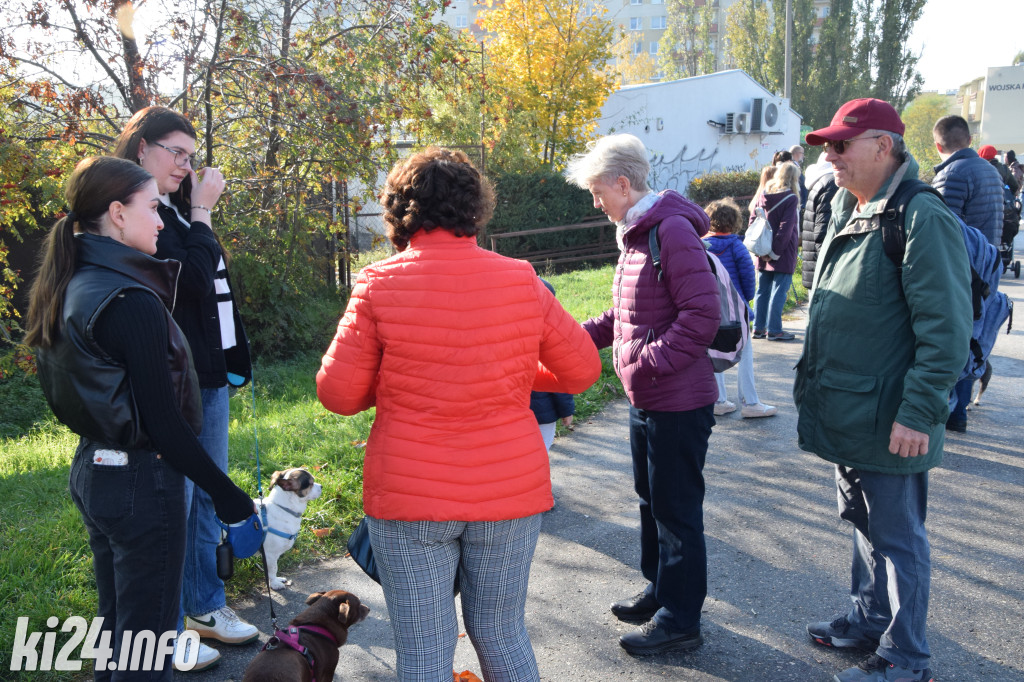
[741,402,777,418]
[173,635,221,672]
[714,400,737,416]
[185,605,259,645]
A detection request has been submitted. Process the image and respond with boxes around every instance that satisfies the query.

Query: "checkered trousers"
[367,515,543,682]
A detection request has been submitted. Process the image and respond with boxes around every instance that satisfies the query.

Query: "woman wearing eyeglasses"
[113,107,255,669]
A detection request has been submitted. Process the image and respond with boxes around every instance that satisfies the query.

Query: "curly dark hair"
[380,147,495,251]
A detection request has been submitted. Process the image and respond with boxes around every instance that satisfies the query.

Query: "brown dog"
[241,590,369,682]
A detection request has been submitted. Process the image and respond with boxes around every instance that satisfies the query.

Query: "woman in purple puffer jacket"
[565,133,720,656]
[750,161,801,341]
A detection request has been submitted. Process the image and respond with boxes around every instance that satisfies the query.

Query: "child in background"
[531,279,576,450]
[702,199,777,419]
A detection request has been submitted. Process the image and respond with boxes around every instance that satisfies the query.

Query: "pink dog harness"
[262,624,338,682]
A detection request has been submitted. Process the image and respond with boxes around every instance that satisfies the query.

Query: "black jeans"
[629,404,715,632]
[69,441,186,681]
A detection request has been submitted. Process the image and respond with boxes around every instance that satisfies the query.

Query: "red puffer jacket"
[583,190,719,411]
[317,229,601,522]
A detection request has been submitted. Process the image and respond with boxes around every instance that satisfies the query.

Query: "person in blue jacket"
[702,199,776,418]
[530,279,576,450]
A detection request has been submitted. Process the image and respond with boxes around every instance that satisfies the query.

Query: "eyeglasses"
[822,135,886,155]
[152,141,198,169]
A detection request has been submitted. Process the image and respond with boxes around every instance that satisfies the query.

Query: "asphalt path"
[182,252,1024,682]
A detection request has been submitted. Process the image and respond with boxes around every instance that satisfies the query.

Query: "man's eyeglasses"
[152,141,198,169]
[822,135,886,155]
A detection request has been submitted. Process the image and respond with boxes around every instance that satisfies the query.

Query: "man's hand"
[889,422,929,458]
[561,415,574,431]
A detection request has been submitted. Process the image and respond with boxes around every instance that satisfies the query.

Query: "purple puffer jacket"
[751,190,799,274]
[583,190,720,411]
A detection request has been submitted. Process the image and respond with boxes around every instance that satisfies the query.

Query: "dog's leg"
[267,554,290,590]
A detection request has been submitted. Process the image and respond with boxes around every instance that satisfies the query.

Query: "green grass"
[0,260,804,678]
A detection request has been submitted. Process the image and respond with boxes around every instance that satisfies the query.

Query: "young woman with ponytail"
[26,156,254,681]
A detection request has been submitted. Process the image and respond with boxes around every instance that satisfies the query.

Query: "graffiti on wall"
[648,146,723,194]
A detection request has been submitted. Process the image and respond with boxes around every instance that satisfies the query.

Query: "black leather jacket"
[36,234,202,448]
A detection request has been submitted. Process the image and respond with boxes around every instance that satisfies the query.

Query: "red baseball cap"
[977,145,998,160]
[805,98,905,146]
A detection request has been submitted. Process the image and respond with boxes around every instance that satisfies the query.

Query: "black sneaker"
[619,620,703,656]
[807,616,880,650]
[610,588,660,623]
[833,653,934,682]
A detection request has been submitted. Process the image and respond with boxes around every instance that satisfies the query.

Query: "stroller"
[1001,195,1021,278]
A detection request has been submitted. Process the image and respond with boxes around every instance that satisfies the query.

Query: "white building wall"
[598,70,801,194]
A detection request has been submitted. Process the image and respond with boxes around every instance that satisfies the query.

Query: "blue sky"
[910,0,1024,91]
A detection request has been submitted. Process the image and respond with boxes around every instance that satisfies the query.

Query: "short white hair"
[564,134,651,191]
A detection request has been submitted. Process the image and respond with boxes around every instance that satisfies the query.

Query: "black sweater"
[93,289,253,523]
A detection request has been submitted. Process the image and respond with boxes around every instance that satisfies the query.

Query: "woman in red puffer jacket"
[317,147,600,682]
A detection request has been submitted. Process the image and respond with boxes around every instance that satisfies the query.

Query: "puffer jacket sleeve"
[533,277,601,393]
[639,215,719,375]
[582,307,614,350]
[316,269,382,416]
[730,237,756,301]
[931,166,968,218]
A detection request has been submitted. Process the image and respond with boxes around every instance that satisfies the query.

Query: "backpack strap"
[879,179,943,271]
[649,222,718,282]
[649,223,663,282]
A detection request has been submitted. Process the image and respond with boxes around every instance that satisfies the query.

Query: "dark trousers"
[629,404,715,632]
[69,441,186,681]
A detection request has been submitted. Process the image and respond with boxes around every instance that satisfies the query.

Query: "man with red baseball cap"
[795,98,973,682]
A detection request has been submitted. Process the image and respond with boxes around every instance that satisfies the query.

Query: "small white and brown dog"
[258,468,322,589]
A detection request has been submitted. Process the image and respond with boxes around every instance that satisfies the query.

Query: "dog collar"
[263,625,338,682]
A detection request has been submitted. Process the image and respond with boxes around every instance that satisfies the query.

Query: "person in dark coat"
[931,116,1004,247]
[978,144,1020,196]
[801,154,839,290]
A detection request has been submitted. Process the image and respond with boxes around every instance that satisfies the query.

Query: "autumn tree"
[0,0,458,359]
[659,0,715,80]
[854,0,926,110]
[723,0,815,112]
[610,32,659,87]
[478,0,616,169]
[901,93,952,178]
[802,0,855,128]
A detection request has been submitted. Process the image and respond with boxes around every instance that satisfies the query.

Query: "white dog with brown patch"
[258,468,322,589]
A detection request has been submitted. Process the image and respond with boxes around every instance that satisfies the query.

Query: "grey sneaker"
[834,653,934,682]
[807,616,880,650]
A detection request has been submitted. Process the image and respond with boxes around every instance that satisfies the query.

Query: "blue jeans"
[948,376,972,424]
[753,271,793,334]
[629,404,714,632]
[69,441,186,681]
[180,386,230,622]
[367,515,542,682]
[836,466,931,670]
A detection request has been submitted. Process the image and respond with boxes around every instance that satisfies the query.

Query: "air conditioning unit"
[751,96,787,133]
[725,111,751,134]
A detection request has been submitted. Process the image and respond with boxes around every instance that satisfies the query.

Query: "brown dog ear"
[271,471,300,491]
[337,603,351,623]
[269,471,285,490]
[305,592,325,605]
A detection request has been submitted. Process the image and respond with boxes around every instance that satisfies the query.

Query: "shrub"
[230,253,346,360]
[686,170,762,224]
[486,169,604,258]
